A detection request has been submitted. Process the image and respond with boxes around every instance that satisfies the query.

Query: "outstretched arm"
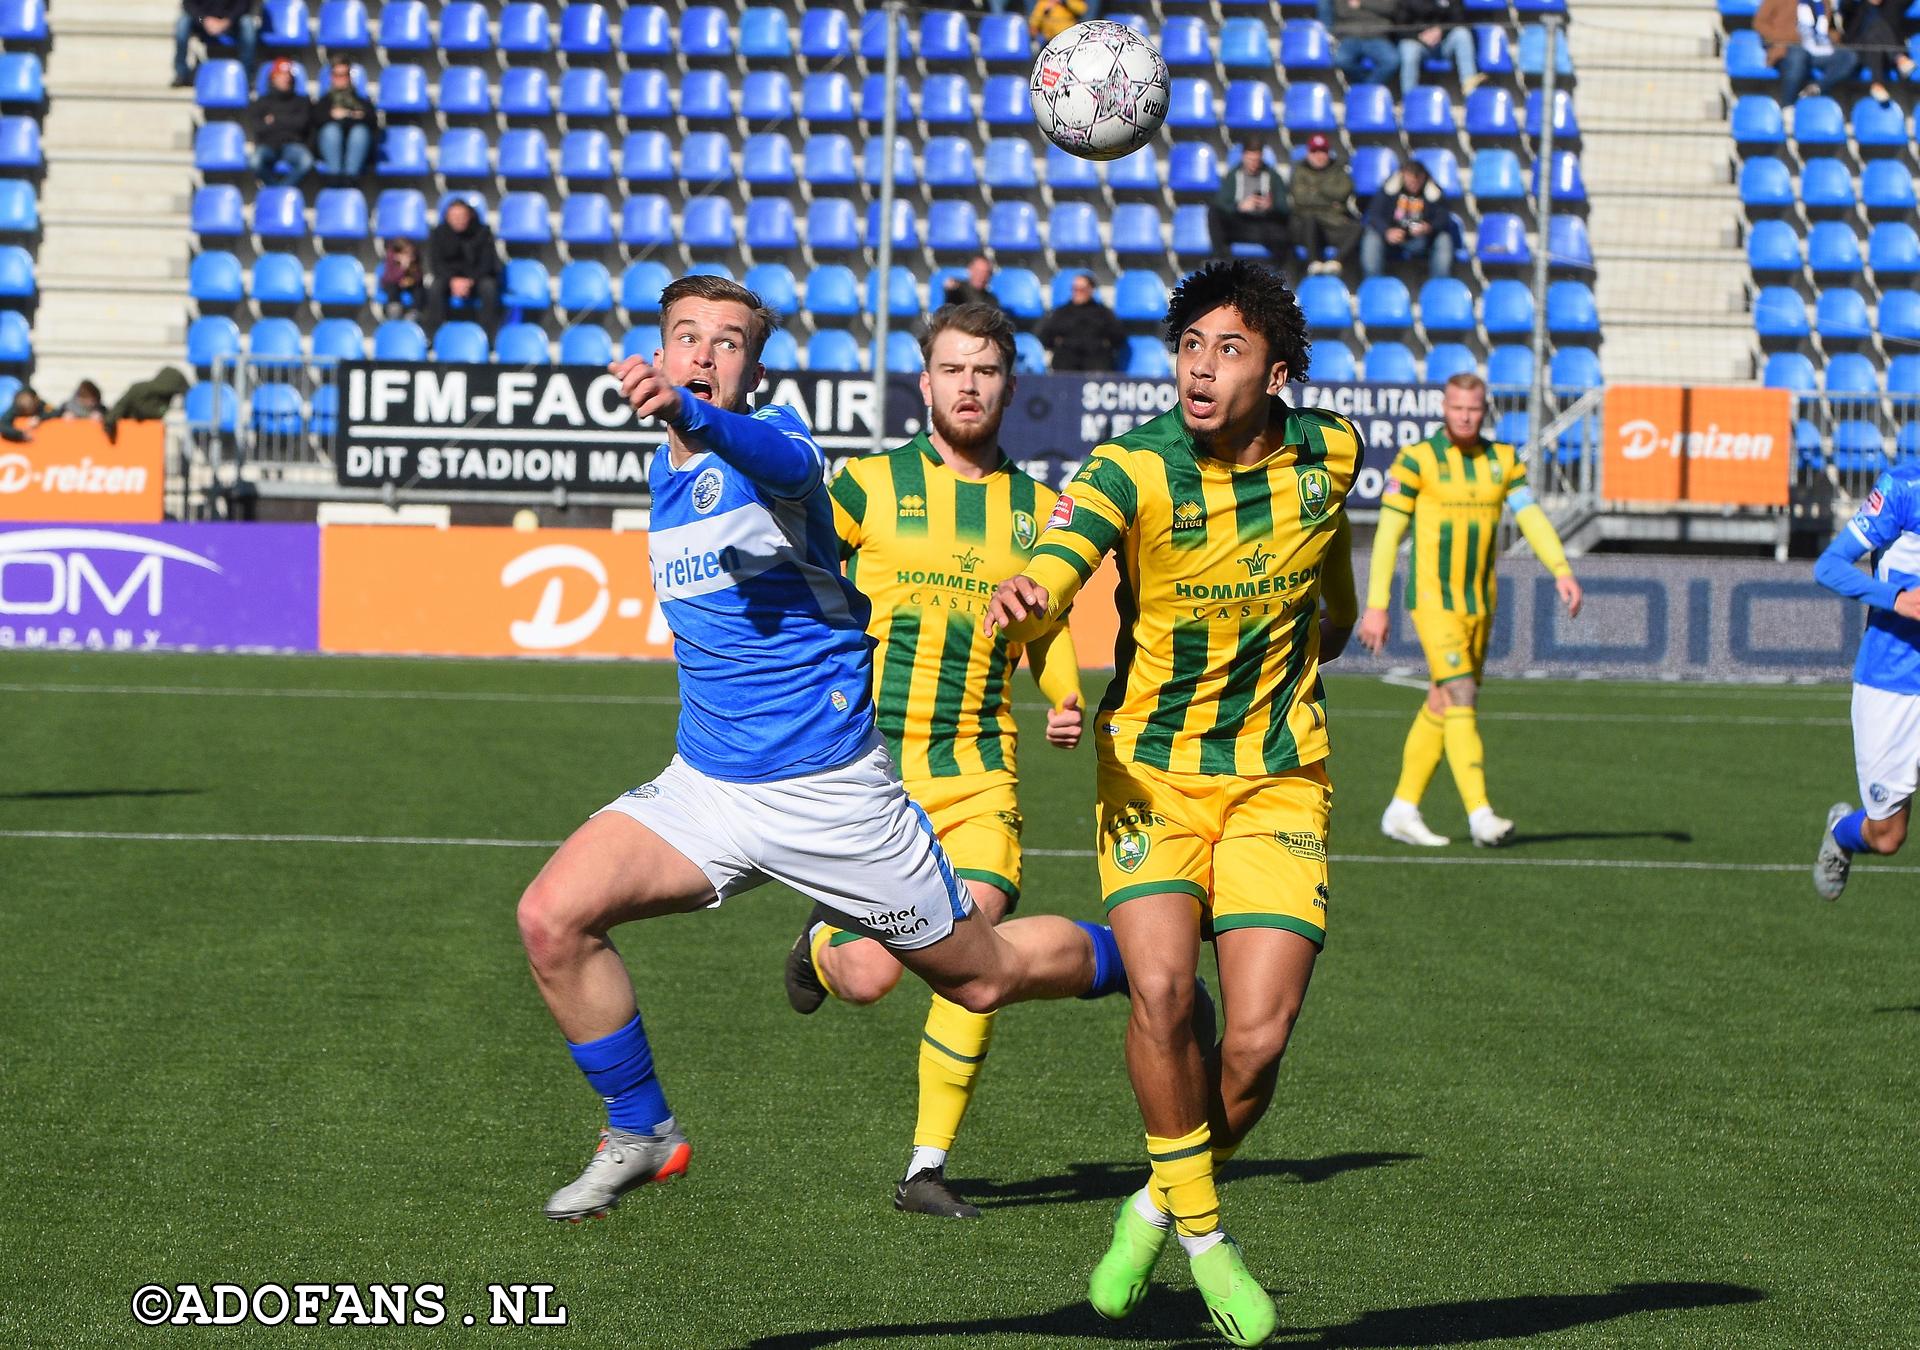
[985,452,1135,644]
[1814,526,1907,614]
[612,358,820,498]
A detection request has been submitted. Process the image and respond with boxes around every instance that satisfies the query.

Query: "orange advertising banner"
[1601,386,1791,507]
[0,421,165,522]
[321,524,1131,667]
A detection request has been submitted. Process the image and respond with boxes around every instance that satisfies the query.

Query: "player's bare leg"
[1208,929,1318,1151]
[890,905,1109,1013]
[809,882,1011,1005]
[1109,894,1210,1135]
[1818,799,1910,900]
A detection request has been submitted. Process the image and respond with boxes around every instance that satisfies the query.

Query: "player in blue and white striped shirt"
[1812,462,1920,899]
[514,276,1126,1224]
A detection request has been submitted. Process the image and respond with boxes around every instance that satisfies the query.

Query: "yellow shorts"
[1095,755,1330,946]
[909,772,1023,905]
[1411,607,1492,683]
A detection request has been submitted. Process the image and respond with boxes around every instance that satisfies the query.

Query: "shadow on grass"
[1505,830,1694,847]
[1872,1005,1920,1014]
[950,1153,1423,1212]
[0,787,205,802]
[743,1280,1766,1349]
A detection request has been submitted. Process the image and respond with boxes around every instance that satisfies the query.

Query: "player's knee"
[830,946,904,1005]
[1221,1003,1302,1075]
[943,975,1007,1016]
[516,878,588,970]
[1126,970,1196,1043]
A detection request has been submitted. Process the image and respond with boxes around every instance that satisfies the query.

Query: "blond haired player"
[1356,372,1582,846]
[986,259,1361,1347]
[783,302,1125,1219]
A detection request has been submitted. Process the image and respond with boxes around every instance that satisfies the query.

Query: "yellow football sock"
[1393,707,1447,805]
[1146,1123,1220,1238]
[810,923,843,1000]
[1211,1137,1241,1171]
[913,994,996,1151]
[1443,705,1490,814]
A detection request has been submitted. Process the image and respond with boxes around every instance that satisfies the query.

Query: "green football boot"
[1088,1194,1171,1320]
[1189,1236,1277,1347]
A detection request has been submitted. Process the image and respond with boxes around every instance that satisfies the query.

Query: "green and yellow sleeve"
[826,461,867,561]
[1504,461,1572,578]
[1024,622,1083,711]
[1013,448,1136,641]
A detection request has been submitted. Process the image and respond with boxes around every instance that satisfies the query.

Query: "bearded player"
[1356,373,1582,847]
[985,259,1361,1347]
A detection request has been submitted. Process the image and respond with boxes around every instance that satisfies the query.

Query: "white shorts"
[594,733,975,950]
[1854,683,1920,821]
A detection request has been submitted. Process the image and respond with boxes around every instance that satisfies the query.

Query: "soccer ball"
[1030,21,1170,162]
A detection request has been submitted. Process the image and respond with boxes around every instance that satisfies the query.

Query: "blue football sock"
[1833,809,1870,855]
[567,1012,672,1134]
[1073,921,1128,999]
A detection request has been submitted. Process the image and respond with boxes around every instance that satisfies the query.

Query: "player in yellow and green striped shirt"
[986,260,1361,1348]
[1357,372,1583,848]
[782,302,1099,1221]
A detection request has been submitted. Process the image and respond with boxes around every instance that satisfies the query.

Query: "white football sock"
[1131,1187,1172,1229]
[1178,1230,1227,1257]
[905,1145,948,1179]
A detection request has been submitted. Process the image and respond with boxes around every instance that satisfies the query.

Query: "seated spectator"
[1397,0,1481,97]
[424,200,502,334]
[1758,0,1861,104]
[1361,158,1457,280]
[102,367,189,444]
[0,385,46,442]
[1841,0,1916,104]
[943,253,1005,311]
[1209,140,1292,263]
[59,380,105,421]
[173,0,259,89]
[247,58,316,187]
[1036,272,1127,373]
[1332,0,1402,92]
[314,60,377,179]
[378,238,423,319]
[1291,134,1363,277]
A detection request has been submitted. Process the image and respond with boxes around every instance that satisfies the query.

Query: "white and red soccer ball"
[1030,21,1170,162]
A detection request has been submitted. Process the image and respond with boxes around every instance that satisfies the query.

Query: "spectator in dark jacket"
[247,58,315,186]
[313,59,377,178]
[1291,134,1363,276]
[102,366,189,443]
[424,199,503,334]
[1762,0,1860,105]
[1209,140,1292,262]
[0,386,46,442]
[1332,0,1402,91]
[942,254,1006,311]
[1840,0,1915,103]
[1396,0,1481,97]
[173,0,258,88]
[1361,158,1457,280]
[1036,273,1127,372]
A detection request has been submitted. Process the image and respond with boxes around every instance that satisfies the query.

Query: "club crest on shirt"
[623,784,661,800]
[1298,467,1334,525]
[1112,830,1150,873]
[1866,488,1885,515]
[1012,510,1037,550]
[691,466,725,514]
[1870,782,1890,804]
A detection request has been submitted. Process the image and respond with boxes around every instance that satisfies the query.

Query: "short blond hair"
[1444,372,1488,397]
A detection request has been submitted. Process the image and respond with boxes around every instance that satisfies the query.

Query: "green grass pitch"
[3,650,1916,1348]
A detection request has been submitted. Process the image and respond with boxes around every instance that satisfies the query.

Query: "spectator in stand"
[1291,134,1363,277]
[247,58,316,187]
[102,367,189,444]
[1331,0,1403,92]
[424,200,502,335]
[0,385,48,442]
[314,60,377,179]
[1209,140,1292,263]
[1361,157,1457,280]
[173,0,259,89]
[943,253,1005,311]
[1758,0,1861,105]
[59,380,105,421]
[1396,0,1482,97]
[378,238,423,319]
[1035,272,1127,373]
[1841,0,1916,103]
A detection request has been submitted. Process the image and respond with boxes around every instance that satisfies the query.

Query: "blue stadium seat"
[436,127,489,180]
[1888,354,1920,398]
[742,132,795,186]
[678,196,732,251]
[1107,203,1165,256]
[867,266,920,319]
[1419,277,1475,334]
[1127,337,1172,378]
[1517,21,1574,78]
[1161,16,1210,67]
[311,189,366,243]
[924,137,976,189]
[560,3,612,56]
[378,1,430,51]
[1014,331,1047,375]
[1815,287,1872,339]
[799,10,851,61]
[494,323,550,365]
[195,122,249,173]
[928,199,980,253]
[742,71,793,123]
[1537,150,1586,205]
[1851,97,1909,154]
[1464,86,1518,139]
[1167,79,1214,129]
[433,320,489,363]
[681,131,731,186]
[500,67,552,117]
[498,129,551,181]
[920,73,972,126]
[502,258,552,314]
[1048,271,1082,311]
[372,319,428,360]
[0,53,41,107]
[1747,218,1802,273]
[185,382,238,434]
[1863,160,1918,213]
[1172,205,1213,256]
[259,0,310,49]
[808,329,862,372]
[311,319,365,363]
[621,259,672,315]
[865,199,917,251]
[1882,289,1920,343]
[1050,202,1101,255]
[1482,279,1535,335]
[1470,147,1525,203]
[680,6,731,59]
[560,130,612,182]
[984,138,1037,190]
[1168,142,1220,195]
[760,330,800,370]
[1548,216,1594,269]
[1807,221,1864,277]
[0,178,31,233]
[1414,148,1463,199]
[1800,157,1856,212]
[1738,156,1794,209]
[438,2,489,54]
[1225,82,1281,132]
[863,136,915,188]
[373,189,426,240]
[195,59,249,110]
[498,3,551,54]
[190,250,245,305]
[679,70,730,122]
[745,198,798,250]
[0,114,36,171]
[1365,342,1419,382]
[622,325,662,361]
[1825,351,1880,397]
[1046,144,1099,194]
[1487,345,1533,390]
[980,14,1029,66]
[372,124,426,178]
[1476,214,1531,266]
[621,131,672,183]
[1297,275,1353,330]
[743,263,798,316]
[249,384,305,434]
[311,253,366,307]
[498,192,553,245]
[618,5,671,58]
[859,74,913,125]
[1280,19,1332,71]
[987,200,1040,254]
[1110,146,1162,195]
[1870,221,1920,279]
[804,265,860,317]
[1404,87,1456,137]
[1547,279,1600,335]
[740,8,791,59]
[1344,83,1397,138]
[1525,89,1579,141]
[1114,270,1168,322]
[1350,146,1395,197]
[317,1,369,50]
[1762,351,1817,391]
[249,316,304,363]
[859,9,912,60]
[1477,24,1515,76]
[1313,341,1357,382]
[1425,343,1477,382]
[920,10,971,62]
[992,267,1045,319]
[802,134,856,187]
[559,260,614,314]
[1730,94,1785,149]
[438,66,492,117]
[801,71,853,123]
[188,315,242,367]
[1832,420,1886,473]
[1358,277,1413,332]
[251,186,305,239]
[1792,95,1847,150]
[558,193,612,246]
[559,69,613,119]
[1220,17,1272,67]
[1753,286,1809,338]
[806,198,859,252]
[374,64,428,116]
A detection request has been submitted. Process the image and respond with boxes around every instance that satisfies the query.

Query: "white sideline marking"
[0,682,1848,726]
[2,829,1914,876]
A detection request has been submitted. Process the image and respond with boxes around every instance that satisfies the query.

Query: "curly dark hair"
[1163,260,1311,382]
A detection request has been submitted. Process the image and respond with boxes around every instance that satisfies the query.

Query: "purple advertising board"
[0,523,319,652]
